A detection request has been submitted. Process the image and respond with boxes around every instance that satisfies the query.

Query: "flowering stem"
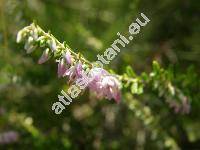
[33,23,136,83]
[35,23,93,67]
[17,23,190,113]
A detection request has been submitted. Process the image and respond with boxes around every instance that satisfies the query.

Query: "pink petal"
[38,48,50,64]
[64,51,72,64]
[75,62,83,77]
[57,59,67,78]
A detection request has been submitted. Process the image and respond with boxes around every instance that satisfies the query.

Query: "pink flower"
[75,62,83,78]
[100,75,121,103]
[167,96,190,114]
[57,51,72,78]
[88,68,121,103]
[89,68,108,81]
[58,58,68,78]
[38,48,50,64]
[88,68,108,91]
[64,51,72,64]
[0,131,19,144]
[64,62,83,83]
[182,97,190,114]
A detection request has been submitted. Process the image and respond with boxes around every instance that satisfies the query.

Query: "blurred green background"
[0,0,199,149]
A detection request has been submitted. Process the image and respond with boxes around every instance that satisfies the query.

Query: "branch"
[16,23,190,113]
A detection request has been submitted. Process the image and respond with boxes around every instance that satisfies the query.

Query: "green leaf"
[126,66,136,77]
[141,72,149,81]
[109,69,116,74]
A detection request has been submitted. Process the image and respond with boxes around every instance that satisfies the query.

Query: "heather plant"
[1,0,199,149]
[17,23,190,114]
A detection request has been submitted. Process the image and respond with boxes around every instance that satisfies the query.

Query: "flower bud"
[64,51,72,64]
[24,37,36,54]
[58,58,68,78]
[38,48,50,64]
[31,29,38,40]
[48,39,57,52]
[16,30,23,43]
[75,62,83,78]
[0,131,19,144]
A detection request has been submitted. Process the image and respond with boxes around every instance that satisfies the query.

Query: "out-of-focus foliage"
[0,0,199,149]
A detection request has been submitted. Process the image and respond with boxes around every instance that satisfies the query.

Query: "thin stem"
[35,24,93,66]
[33,24,136,83]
